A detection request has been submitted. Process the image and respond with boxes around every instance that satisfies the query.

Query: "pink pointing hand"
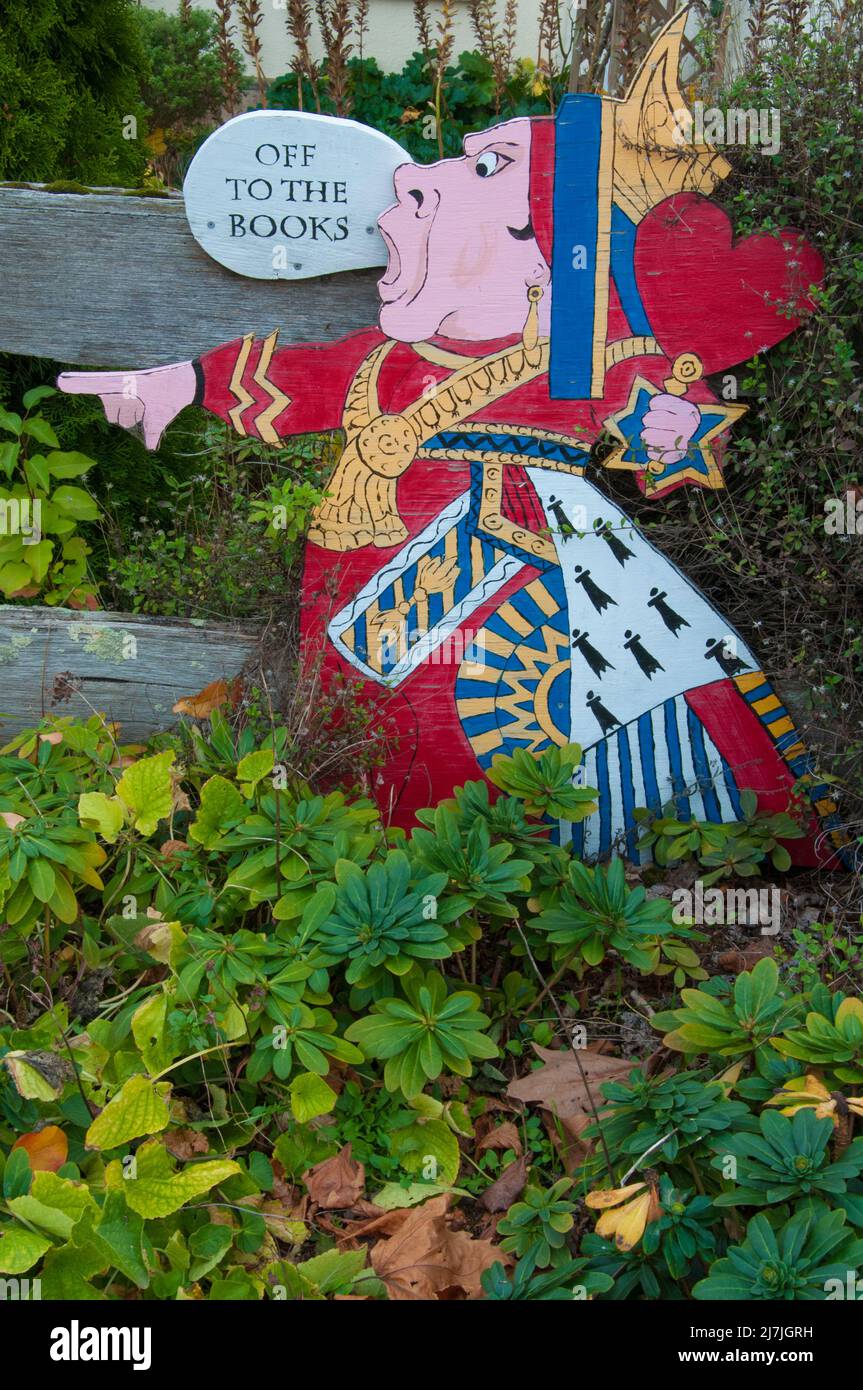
[640,393,701,466]
[57,361,197,450]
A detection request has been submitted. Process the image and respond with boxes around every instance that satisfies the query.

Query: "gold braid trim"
[309,337,549,552]
[605,335,662,369]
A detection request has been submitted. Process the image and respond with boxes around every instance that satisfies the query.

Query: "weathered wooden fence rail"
[0,186,379,365]
[0,185,351,738]
[0,607,261,741]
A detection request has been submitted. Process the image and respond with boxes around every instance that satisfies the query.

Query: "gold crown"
[609,7,732,224]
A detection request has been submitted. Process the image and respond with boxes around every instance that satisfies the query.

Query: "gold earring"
[522,284,544,358]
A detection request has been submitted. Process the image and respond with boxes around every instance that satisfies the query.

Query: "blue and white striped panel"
[564,694,744,863]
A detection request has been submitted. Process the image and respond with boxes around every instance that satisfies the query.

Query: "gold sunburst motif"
[497,629,571,749]
[458,621,570,759]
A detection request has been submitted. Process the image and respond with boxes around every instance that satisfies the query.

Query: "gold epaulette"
[309,336,550,553]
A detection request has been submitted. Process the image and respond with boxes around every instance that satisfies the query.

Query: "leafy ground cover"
[0,710,860,1301]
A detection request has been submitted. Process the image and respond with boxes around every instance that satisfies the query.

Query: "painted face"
[377,118,551,343]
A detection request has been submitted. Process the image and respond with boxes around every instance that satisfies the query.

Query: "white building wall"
[140,0,552,81]
[139,1,756,88]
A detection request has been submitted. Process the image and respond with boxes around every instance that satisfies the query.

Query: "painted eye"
[475,151,510,178]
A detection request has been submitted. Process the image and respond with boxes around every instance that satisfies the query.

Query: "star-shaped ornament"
[601,375,747,493]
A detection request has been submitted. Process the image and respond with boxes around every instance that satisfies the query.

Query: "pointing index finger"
[57,371,126,396]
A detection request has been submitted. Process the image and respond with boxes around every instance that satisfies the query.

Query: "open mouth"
[378,224,401,293]
[377,196,436,309]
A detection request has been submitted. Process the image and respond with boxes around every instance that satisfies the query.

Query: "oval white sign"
[183,110,411,280]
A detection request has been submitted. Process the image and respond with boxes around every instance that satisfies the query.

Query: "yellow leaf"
[836,997,863,1031]
[85,1073,171,1150]
[134,918,184,966]
[765,1073,832,1111]
[236,747,274,797]
[584,1181,646,1210]
[131,993,175,1077]
[715,1060,743,1095]
[0,1226,51,1274]
[146,127,167,155]
[3,1050,69,1100]
[116,750,175,836]
[595,1188,655,1251]
[78,791,125,843]
[120,1140,240,1219]
[8,1171,97,1241]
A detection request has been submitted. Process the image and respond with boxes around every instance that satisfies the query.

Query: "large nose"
[394,162,439,218]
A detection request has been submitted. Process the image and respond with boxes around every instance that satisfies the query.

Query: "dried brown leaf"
[543,1108,594,1175]
[506,1044,632,1122]
[476,1120,522,1156]
[302,1142,365,1209]
[164,1127,209,1160]
[172,677,243,719]
[369,1193,505,1300]
[160,839,190,860]
[479,1155,528,1212]
[717,940,776,974]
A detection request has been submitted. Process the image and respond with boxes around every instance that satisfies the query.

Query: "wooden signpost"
[0,9,846,866]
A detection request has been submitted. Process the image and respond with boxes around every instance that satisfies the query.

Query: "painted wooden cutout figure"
[59,13,846,866]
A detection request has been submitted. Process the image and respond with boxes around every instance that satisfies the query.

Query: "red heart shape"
[634,192,824,374]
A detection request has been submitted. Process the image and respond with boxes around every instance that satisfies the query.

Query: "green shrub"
[269,51,562,164]
[580,1180,718,1298]
[711,1108,863,1207]
[772,989,863,1084]
[585,1067,753,1165]
[532,856,690,971]
[0,0,148,186]
[136,7,226,134]
[0,716,861,1300]
[344,969,498,1099]
[497,1178,576,1271]
[0,388,100,605]
[634,789,805,884]
[134,6,243,186]
[693,1203,863,1301]
[652,956,798,1061]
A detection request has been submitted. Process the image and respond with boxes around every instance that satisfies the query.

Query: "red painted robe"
[190,202,840,868]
